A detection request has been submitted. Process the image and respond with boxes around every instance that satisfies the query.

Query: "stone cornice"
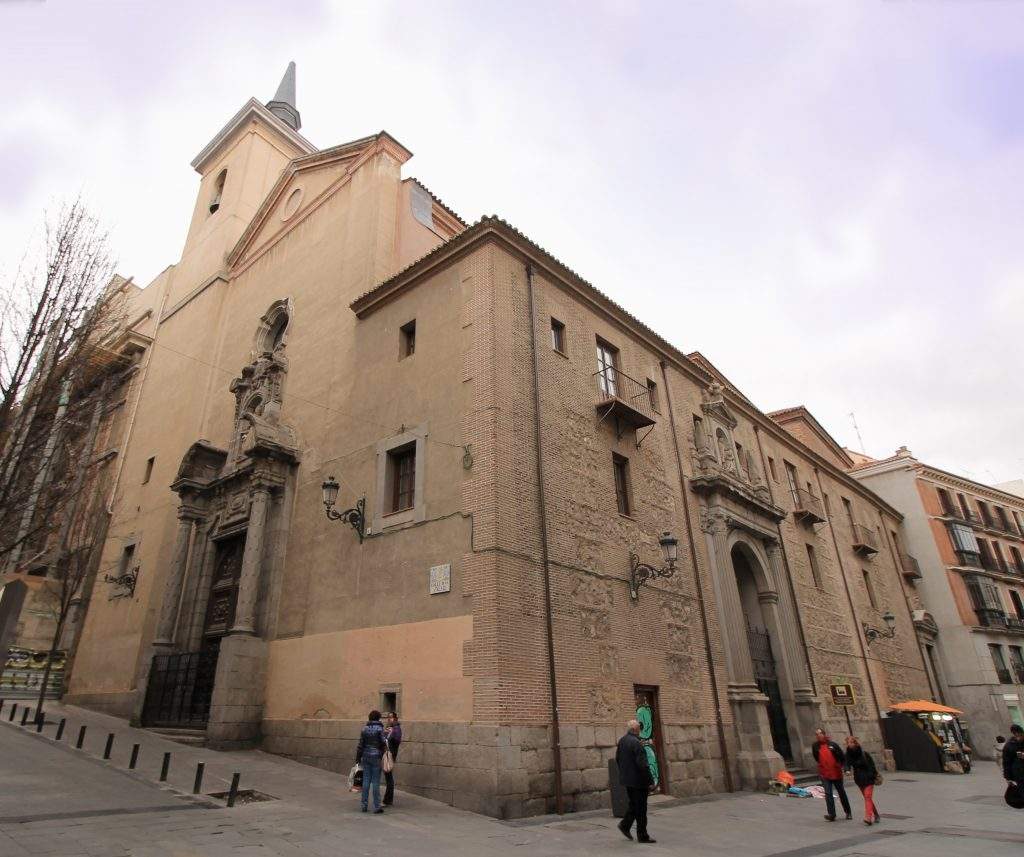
[190,98,316,174]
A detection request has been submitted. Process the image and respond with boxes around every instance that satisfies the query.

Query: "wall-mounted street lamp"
[863,611,896,644]
[103,566,139,599]
[629,532,679,600]
[321,476,366,543]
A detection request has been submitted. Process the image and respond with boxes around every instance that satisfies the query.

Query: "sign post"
[830,683,856,735]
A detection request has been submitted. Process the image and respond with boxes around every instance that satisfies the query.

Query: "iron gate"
[141,649,218,728]
[747,624,793,761]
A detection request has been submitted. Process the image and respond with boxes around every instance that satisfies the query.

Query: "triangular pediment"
[227,132,412,273]
[700,383,737,428]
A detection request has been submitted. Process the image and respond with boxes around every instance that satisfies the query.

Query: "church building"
[64,66,932,818]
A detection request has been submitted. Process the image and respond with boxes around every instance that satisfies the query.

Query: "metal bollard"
[20,707,29,726]
[55,718,66,741]
[35,712,44,732]
[76,725,87,749]
[8,703,16,722]
[193,762,205,795]
[0,699,4,714]
[227,772,241,807]
[103,733,114,760]
[129,743,140,769]
[160,751,171,782]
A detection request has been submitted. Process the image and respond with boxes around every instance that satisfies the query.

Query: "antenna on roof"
[848,412,866,454]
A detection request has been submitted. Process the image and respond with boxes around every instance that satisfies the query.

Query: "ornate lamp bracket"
[104,567,139,599]
[322,477,365,543]
[628,532,679,600]
[863,611,897,645]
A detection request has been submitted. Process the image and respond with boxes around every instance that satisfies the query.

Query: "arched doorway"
[731,543,793,761]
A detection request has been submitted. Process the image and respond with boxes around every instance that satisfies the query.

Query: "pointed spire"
[267,61,301,131]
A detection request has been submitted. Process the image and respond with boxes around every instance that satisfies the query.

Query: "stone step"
[787,768,820,786]
[146,728,207,747]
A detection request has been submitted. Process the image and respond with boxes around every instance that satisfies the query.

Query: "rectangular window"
[400,319,416,359]
[784,461,800,505]
[957,493,971,519]
[805,544,823,588]
[596,339,619,398]
[1010,646,1024,684]
[142,456,155,484]
[1014,511,1024,534]
[646,378,659,413]
[978,500,994,527]
[996,506,1010,531]
[990,644,1013,684]
[767,456,778,482]
[937,488,956,515]
[842,497,856,529]
[388,443,416,513]
[993,542,1008,573]
[613,453,631,516]
[823,493,832,517]
[550,317,566,353]
[119,543,136,577]
[1012,547,1024,574]
[862,569,877,608]
[1010,590,1024,621]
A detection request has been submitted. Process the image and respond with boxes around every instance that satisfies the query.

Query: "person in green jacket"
[636,695,659,789]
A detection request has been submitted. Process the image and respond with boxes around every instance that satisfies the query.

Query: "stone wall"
[261,718,725,819]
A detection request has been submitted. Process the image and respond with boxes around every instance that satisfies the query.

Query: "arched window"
[254,299,292,356]
[265,314,288,351]
[209,169,227,214]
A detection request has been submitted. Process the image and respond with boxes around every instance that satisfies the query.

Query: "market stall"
[882,700,972,774]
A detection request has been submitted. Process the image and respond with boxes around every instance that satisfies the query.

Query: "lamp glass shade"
[322,477,340,507]
[882,611,896,629]
[659,532,679,565]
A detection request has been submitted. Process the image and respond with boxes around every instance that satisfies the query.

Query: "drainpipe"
[524,262,564,815]
[659,360,734,792]
[812,470,884,732]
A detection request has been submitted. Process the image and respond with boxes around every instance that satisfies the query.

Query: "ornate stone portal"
[141,335,298,748]
[691,384,821,785]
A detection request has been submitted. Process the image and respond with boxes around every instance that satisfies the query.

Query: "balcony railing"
[976,608,1007,629]
[899,553,922,580]
[852,523,879,556]
[792,488,826,525]
[1006,616,1024,633]
[956,549,982,569]
[594,366,656,435]
[1015,666,1024,684]
[943,505,981,526]
[980,553,1009,575]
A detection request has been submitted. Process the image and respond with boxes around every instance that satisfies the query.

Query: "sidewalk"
[1,699,1022,857]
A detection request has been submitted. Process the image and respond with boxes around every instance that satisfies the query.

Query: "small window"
[264,313,288,352]
[937,487,955,515]
[767,456,778,482]
[842,497,856,529]
[120,544,136,577]
[957,493,971,518]
[400,320,416,359]
[550,318,566,354]
[646,378,659,413]
[380,690,398,717]
[989,644,1012,684]
[613,453,631,516]
[388,443,416,513]
[142,457,155,485]
[806,544,823,588]
[209,169,227,214]
[862,569,877,609]
[823,493,832,517]
[1009,590,1024,620]
[784,461,800,504]
[1011,547,1024,574]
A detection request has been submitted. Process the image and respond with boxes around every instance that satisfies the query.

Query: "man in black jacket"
[616,719,656,844]
[1003,724,1024,787]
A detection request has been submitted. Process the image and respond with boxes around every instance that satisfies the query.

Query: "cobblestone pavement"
[1,702,1022,856]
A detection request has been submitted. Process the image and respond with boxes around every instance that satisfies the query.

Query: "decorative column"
[705,509,756,687]
[764,540,813,696]
[153,506,199,647]
[231,484,271,635]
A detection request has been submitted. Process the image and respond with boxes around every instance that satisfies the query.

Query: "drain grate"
[207,789,276,805]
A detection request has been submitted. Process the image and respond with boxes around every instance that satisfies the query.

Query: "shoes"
[373,808,384,814]
[824,815,835,822]
[361,807,367,813]
[617,821,633,841]
[863,819,873,826]
[875,815,881,823]
[845,814,852,820]
[638,838,657,845]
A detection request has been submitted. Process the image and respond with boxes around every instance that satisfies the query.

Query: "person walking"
[383,712,402,807]
[844,736,881,825]
[355,710,386,814]
[615,719,656,845]
[1003,724,1024,790]
[812,728,851,822]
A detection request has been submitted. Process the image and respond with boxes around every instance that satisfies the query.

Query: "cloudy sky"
[1,0,1021,484]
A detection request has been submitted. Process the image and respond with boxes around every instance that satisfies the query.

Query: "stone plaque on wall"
[429,563,451,595]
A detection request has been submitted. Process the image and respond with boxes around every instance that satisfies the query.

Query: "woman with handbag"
[845,736,882,825]
[383,713,402,806]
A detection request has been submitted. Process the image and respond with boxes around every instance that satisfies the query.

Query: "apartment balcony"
[980,553,1009,575]
[1006,616,1024,633]
[976,608,1007,629]
[899,553,922,581]
[942,505,981,527]
[594,366,656,439]
[792,488,826,526]
[955,549,982,569]
[851,523,879,556]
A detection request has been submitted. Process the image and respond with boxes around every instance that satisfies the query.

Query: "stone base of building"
[63,690,139,722]
[206,633,267,750]
[261,718,727,818]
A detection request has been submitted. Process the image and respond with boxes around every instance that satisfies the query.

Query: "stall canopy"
[888,700,964,715]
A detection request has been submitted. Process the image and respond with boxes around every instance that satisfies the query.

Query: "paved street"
[0,703,1022,857]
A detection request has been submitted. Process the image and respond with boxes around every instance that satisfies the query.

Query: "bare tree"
[0,199,121,569]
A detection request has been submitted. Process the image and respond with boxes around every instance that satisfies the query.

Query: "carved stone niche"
[172,441,229,494]
[227,351,298,469]
[690,383,783,523]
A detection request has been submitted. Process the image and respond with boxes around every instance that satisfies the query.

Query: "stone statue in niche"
[228,349,296,466]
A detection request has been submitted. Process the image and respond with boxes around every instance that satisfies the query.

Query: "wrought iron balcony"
[955,549,981,569]
[594,366,656,438]
[899,553,922,580]
[852,523,879,556]
[980,553,1009,575]
[943,505,980,526]
[976,608,1007,629]
[1006,617,1024,633]
[792,488,826,525]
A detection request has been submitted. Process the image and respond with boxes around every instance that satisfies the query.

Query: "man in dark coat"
[616,719,656,844]
[1003,724,1024,788]
[812,728,851,821]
